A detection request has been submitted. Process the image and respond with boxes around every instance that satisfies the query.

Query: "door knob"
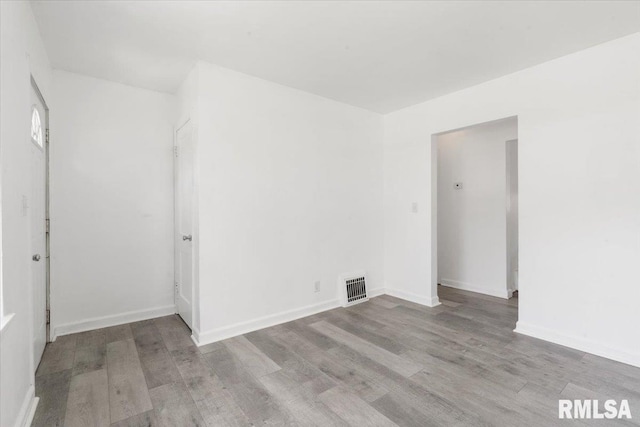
[32,254,41,261]
[182,235,192,241]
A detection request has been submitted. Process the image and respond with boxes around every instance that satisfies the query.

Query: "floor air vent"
[340,273,368,307]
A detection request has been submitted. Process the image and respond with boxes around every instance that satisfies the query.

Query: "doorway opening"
[30,76,50,370]
[431,116,519,322]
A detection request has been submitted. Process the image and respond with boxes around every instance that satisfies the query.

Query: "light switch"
[411,202,419,213]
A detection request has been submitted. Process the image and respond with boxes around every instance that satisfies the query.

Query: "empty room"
[1,1,639,426]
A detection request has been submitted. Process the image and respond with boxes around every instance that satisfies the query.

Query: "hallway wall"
[50,71,176,337]
[383,33,640,367]
[436,118,518,299]
[192,62,385,344]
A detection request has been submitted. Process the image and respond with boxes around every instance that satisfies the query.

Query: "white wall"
[436,118,517,299]
[192,62,385,344]
[0,2,53,426]
[384,33,640,367]
[50,71,176,337]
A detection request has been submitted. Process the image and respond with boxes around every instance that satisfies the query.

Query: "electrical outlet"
[314,281,321,293]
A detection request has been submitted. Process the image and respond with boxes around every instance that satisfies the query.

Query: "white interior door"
[506,139,519,293]
[175,121,194,328]
[30,83,47,368]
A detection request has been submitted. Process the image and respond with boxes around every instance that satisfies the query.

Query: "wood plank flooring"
[33,287,640,426]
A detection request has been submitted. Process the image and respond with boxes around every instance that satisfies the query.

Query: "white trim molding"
[193,299,341,346]
[384,287,440,307]
[0,312,16,338]
[15,385,38,427]
[193,287,442,347]
[367,287,386,298]
[53,305,176,339]
[515,321,640,369]
[440,279,511,299]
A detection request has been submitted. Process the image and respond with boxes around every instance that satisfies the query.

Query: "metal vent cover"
[341,274,368,307]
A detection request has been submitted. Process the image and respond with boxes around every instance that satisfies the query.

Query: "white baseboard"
[515,321,640,368]
[190,325,203,346]
[193,287,386,347]
[53,305,176,339]
[367,287,386,298]
[440,278,510,299]
[384,287,440,307]
[15,385,38,427]
[193,286,441,347]
[22,397,38,427]
[193,299,341,346]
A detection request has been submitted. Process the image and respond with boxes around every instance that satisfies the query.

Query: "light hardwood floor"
[33,287,640,426]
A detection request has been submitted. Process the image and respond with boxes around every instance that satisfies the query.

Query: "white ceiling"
[31,1,640,113]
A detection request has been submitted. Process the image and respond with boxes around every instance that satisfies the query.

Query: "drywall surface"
[436,119,517,298]
[50,71,175,336]
[0,2,53,426]
[193,62,384,343]
[384,33,640,366]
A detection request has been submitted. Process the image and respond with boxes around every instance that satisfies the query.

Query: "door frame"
[30,76,51,344]
[505,139,519,294]
[173,118,194,329]
[430,115,518,302]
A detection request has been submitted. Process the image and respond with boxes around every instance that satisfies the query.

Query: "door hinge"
[173,146,179,157]
[46,129,50,144]
[46,218,50,233]
[46,309,50,325]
